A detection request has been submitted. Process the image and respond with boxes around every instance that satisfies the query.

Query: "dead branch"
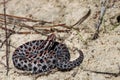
[0,13,52,23]
[84,65,120,77]
[0,26,15,33]
[3,0,9,76]
[0,9,91,38]
[92,0,107,40]
[0,25,16,48]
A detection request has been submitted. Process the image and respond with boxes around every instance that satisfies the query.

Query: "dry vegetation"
[0,0,120,80]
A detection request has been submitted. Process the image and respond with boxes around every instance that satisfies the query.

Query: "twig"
[0,61,6,67]
[3,0,9,75]
[84,69,120,77]
[92,0,107,40]
[38,28,70,33]
[18,23,72,34]
[0,41,16,48]
[0,26,16,33]
[84,65,120,77]
[0,25,16,48]
[32,23,66,28]
[0,9,91,29]
[71,9,91,27]
[0,32,12,48]
[0,13,52,23]
[59,9,91,31]
[0,9,91,35]
[0,25,70,35]
[7,39,10,72]
[0,8,91,36]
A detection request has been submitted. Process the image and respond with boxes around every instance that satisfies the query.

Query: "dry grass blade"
[60,9,91,31]
[71,9,91,27]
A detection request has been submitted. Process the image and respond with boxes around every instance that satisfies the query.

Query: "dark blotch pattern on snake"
[12,34,84,74]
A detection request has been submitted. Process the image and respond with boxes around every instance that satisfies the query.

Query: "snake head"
[47,34,56,41]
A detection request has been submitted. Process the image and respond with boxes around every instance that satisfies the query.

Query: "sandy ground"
[0,0,120,80]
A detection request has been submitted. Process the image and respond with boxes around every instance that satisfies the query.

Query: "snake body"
[12,34,84,74]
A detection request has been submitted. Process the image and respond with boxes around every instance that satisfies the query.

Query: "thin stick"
[0,13,52,23]
[71,9,91,27]
[0,32,12,48]
[32,24,66,28]
[3,0,9,76]
[84,65,120,77]
[61,9,91,31]
[0,26,16,33]
[0,25,18,48]
[92,0,107,40]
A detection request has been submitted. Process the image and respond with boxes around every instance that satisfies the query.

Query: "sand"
[0,0,120,80]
